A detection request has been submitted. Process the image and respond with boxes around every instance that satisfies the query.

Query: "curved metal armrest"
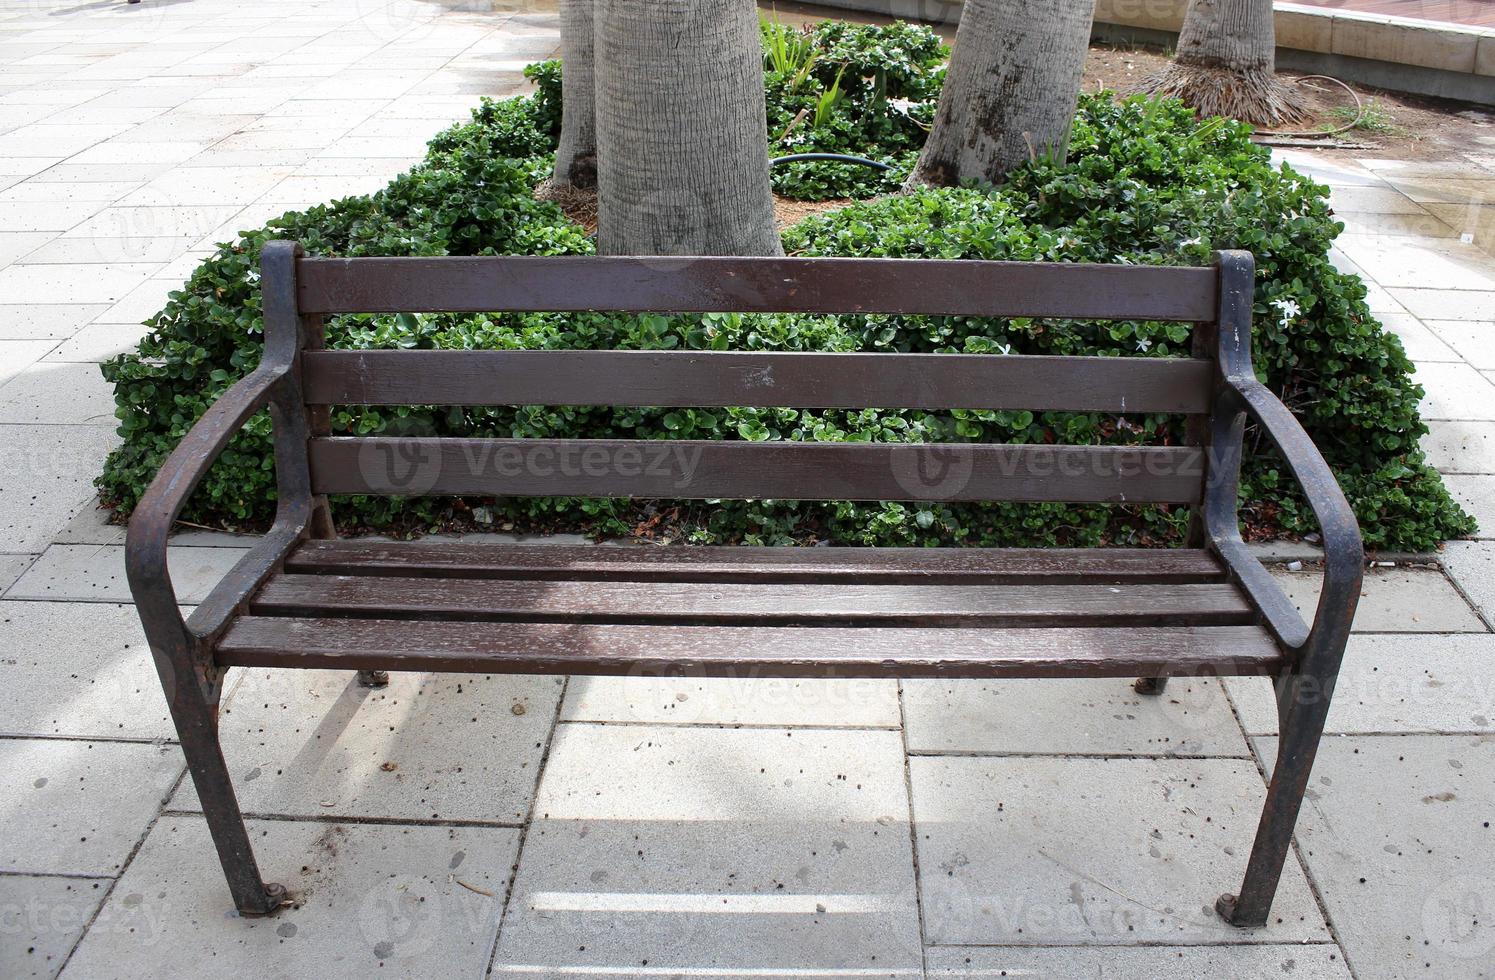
[124,366,291,647]
[1211,378,1364,656]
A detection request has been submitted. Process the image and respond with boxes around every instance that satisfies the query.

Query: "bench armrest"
[125,364,307,649]
[1208,377,1364,656]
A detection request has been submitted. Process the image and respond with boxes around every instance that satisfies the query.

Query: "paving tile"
[170,668,562,822]
[924,944,1353,979]
[28,162,176,184]
[62,205,243,242]
[1254,735,1495,980]
[0,123,128,157]
[1227,633,1495,735]
[61,816,519,978]
[0,263,158,305]
[0,180,143,204]
[0,737,181,876]
[493,724,920,977]
[909,756,1329,944]
[0,873,108,980]
[95,278,179,325]
[0,338,57,386]
[41,321,149,363]
[1411,360,1495,420]
[0,361,115,424]
[179,147,317,169]
[1271,563,1485,632]
[1380,311,1461,362]
[0,157,64,180]
[0,601,174,740]
[1330,248,1406,314]
[0,231,52,266]
[111,112,256,145]
[561,675,900,728]
[1427,203,1495,251]
[1445,473,1495,538]
[0,425,119,553]
[1424,420,1495,474]
[63,140,209,166]
[0,553,34,593]
[1336,210,1458,239]
[1394,288,1495,321]
[902,677,1248,756]
[7,544,248,603]
[1328,185,1437,214]
[1426,319,1495,370]
[1442,540,1495,626]
[49,500,126,546]
[1382,176,1495,206]
[115,165,295,206]
[0,202,94,233]
[1362,159,1495,180]
[17,234,199,265]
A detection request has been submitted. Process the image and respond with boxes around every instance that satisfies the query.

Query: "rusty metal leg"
[172,692,285,916]
[1217,670,1329,927]
[357,669,389,688]
[1133,676,1169,695]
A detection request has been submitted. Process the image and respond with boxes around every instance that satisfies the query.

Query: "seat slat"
[251,576,1253,627]
[285,541,1228,585]
[300,350,1214,415]
[295,255,1218,321]
[308,439,1206,503]
[215,618,1282,679]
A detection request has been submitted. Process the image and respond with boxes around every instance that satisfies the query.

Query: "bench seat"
[214,541,1283,679]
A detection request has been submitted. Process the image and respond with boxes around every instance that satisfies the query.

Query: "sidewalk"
[2,2,1494,979]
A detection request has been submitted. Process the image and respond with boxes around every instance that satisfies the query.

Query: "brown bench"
[126,242,1363,928]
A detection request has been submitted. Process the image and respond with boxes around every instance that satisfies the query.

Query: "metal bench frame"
[126,241,1362,927]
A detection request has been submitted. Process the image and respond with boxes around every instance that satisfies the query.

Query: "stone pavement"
[1,2,1494,979]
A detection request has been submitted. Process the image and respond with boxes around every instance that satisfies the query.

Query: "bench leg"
[1133,676,1169,695]
[173,692,286,916]
[1216,671,1328,927]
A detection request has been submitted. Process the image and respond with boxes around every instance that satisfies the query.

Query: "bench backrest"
[265,248,1249,508]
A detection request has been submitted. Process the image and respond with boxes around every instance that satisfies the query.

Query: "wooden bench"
[126,242,1363,928]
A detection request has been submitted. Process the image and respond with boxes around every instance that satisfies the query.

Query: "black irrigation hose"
[769,153,896,172]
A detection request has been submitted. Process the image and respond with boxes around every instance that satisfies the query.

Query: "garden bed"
[96,20,1476,552]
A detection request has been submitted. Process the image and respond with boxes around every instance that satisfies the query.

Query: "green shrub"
[783,96,1474,550]
[97,30,1475,551]
[762,18,944,200]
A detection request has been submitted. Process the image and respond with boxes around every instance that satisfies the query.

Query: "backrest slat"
[302,350,1214,415]
[309,438,1205,504]
[296,256,1219,321]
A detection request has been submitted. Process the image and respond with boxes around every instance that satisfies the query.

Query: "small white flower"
[1135,338,1152,352]
[1273,298,1302,324]
[1180,236,1202,247]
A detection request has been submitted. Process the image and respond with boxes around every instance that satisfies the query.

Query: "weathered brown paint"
[126,246,1360,930]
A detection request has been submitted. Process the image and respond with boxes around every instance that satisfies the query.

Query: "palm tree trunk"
[594,0,781,256]
[907,0,1097,188]
[547,0,597,192]
[1137,0,1308,126]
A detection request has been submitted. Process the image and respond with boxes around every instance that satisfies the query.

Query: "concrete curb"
[807,0,1495,104]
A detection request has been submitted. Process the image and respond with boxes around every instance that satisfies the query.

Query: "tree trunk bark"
[1137,0,1308,126]
[907,0,1097,189]
[594,0,782,256]
[547,0,597,192]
